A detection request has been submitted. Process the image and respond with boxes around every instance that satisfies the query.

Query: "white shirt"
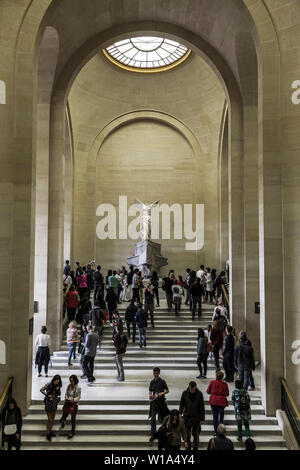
[63,274,72,286]
[196,269,206,284]
[35,333,51,347]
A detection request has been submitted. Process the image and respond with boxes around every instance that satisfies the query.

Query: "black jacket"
[190,281,202,297]
[163,277,174,294]
[223,334,235,356]
[93,271,103,285]
[89,306,104,327]
[0,406,22,447]
[135,309,148,328]
[125,304,138,322]
[179,388,205,423]
[235,342,255,370]
[207,435,234,451]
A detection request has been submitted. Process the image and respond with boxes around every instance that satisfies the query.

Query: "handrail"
[281,377,300,447]
[221,283,230,309]
[0,377,14,412]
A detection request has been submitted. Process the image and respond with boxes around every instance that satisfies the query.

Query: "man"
[125,299,138,343]
[111,310,123,341]
[113,324,127,381]
[144,282,155,327]
[93,265,104,302]
[207,424,234,451]
[75,261,81,278]
[135,303,148,348]
[196,265,206,301]
[179,381,205,451]
[149,367,169,442]
[235,333,255,390]
[82,325,98,383]
[132,268,141,304]
[115,268,122,303]
[108,270,119,298]
[223,325,235,382]
[190,277,202,319]
[162,272,175,312]
[89,300,104,345]
[64,260,71,276]
[184,268,191,306]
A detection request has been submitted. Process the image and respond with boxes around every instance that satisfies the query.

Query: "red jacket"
[206,379,229,407]
[210,327,223,347]
[66,290,79,308]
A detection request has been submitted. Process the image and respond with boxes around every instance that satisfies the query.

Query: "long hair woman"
[59,375,81,439]
[40,374,62,441]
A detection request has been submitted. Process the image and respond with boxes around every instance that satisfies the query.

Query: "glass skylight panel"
[103,36,190,72]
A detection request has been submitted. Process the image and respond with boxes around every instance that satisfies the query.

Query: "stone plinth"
[127,240,168,275]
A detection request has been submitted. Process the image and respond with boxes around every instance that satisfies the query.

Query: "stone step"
[21,423,282,436]
[26,404,266,415]
[19,434,286,448]
[29,398,262,406]
[23,414,274,426]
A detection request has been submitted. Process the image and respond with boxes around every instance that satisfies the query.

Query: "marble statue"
[134,199,159,241]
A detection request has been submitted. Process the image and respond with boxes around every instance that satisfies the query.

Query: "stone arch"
[11,0,284,413]
[82,110,203,262]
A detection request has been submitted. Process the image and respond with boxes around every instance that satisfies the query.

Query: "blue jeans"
[138,327,147,345]
[211,405,225,433]
[68,342,76,365]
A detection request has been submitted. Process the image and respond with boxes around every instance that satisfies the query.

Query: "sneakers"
[149,436,155,442]
[143,341,146,347]
[196,375,202,379]
[59,422,65,430]
[46,434,51,442]
[80,375,87,379]
[117,377,125,382]
[68,432,75,439]
[37,374,42,377]
[139,343,143,348]
[236,436,243,442]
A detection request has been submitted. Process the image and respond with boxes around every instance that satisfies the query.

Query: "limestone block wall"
[94,119,218,276]
[68,52,225,273]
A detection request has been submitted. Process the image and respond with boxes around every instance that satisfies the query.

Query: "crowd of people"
[0,259,257,450]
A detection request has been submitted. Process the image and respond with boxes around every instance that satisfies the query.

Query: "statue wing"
[149,200,160,209]
[134,199,145,208]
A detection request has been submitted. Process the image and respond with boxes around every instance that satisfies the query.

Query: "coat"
[235,342,255,370]
[0,406,22,447]
[206,379,229,407]
[231,388,251,421]
[160,415,187,447]
[179,388,205,423]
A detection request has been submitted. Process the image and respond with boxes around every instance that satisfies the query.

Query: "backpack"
[119,333,128,353]
[162,280,167,291]
[238,391,249,412]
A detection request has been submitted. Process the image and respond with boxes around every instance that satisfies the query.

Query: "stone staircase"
[23,303,287,450]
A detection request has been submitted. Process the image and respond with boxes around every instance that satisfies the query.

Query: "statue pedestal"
[127,240,168,276]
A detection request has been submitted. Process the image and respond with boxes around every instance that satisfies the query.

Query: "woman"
[232,379,251,442]
[66,320,78,367]
[171,280,183,315]
[210,320,224,371]
[59,375,81,439]
[205,324,213,360]
[150,271,160,307]
[156,410,188,451]
[196,328,208,379]
[105,269,113,292]
[105,287,118,324]
[76,269,88,299]
[79,323,88,377]
[205,267,214,304]
[35,325,51,377]
[65,284,80,323]
[121,271,132,302]
[206,370,229,434]
[76,291,92,326]
[0,398,22,450]
[40,375,62,441]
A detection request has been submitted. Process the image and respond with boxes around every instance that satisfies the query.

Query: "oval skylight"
[102,36,191,73]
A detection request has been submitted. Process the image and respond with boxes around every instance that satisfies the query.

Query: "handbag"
[206,342,212,353]
[4,424,17,435]
[63,400,78,414]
